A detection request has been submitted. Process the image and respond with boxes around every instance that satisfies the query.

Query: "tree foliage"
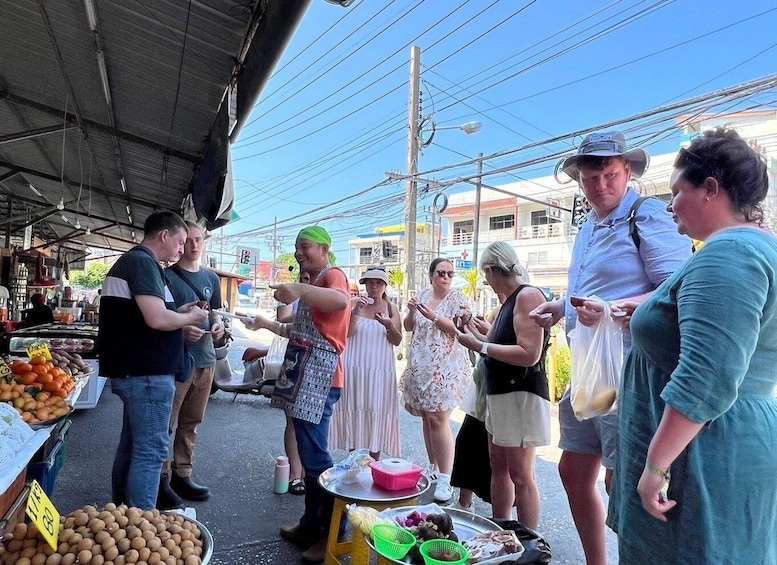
[458,268,481,299]
[275,252,297,283]
[69,263,110,289]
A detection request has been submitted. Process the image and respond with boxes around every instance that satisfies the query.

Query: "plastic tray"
[318,467,430,504]
[366,507,521,564]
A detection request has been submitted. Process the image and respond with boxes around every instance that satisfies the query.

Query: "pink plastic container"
[369,460,423,491]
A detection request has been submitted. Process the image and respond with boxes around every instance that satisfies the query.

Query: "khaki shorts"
[485,391,551,448]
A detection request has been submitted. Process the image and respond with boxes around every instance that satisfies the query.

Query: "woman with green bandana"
[244,226,350,564]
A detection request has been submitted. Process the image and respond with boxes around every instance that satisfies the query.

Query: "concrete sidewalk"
[50,325,617,564]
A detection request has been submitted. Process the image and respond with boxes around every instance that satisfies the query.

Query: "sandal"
[289,477,306,495]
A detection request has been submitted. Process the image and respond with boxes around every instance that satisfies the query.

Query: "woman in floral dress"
[400,258,471,502]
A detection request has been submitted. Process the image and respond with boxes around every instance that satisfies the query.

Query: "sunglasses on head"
[678,147,715,177]
[435,270,455,278]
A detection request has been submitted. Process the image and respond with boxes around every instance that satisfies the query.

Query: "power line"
[433,0,677,113]
[241,0,408,132]
[235,0,475,148]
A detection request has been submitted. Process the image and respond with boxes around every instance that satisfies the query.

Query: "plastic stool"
[325,495,419,565]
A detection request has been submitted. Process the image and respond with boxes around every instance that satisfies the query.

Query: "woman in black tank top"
[455,241,549,529]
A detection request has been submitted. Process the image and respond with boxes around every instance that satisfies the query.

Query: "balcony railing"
[442,224,576,246]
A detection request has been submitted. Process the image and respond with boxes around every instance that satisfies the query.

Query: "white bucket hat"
[560,131,650,180]
[359,266,388,284]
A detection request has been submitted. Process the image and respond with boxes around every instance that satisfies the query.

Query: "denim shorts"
[558,390,618,469]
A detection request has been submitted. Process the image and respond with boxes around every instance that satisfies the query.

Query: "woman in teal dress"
[607,128,777,564]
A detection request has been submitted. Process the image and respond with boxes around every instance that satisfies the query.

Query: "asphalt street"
[50,323,618,564]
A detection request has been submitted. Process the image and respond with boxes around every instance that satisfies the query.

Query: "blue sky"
[225,0,777,263]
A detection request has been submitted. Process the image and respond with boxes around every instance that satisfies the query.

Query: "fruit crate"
[26,419,71,496]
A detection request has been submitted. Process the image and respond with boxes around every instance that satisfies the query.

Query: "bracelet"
[646,461,670,480]
[432,315,439,325]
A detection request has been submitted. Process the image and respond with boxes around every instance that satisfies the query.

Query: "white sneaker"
[448,500,475,513]
[434,480,453,503]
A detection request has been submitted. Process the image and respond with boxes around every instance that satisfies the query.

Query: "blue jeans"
[293,387,341,536]
[111,376,176,509]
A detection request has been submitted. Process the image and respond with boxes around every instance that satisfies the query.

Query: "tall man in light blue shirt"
[531,131,692,565]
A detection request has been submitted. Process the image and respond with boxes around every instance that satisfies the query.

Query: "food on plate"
[347,504,392,535]
[0,385,70,424]
[0,503,208,564]
[4,357,76,400]
[51,350,94,379]
[463,530,523,562]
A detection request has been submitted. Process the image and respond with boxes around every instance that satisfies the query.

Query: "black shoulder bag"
[168,265,231,349]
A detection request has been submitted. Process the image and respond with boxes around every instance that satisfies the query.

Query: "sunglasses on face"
[435,270,455,278]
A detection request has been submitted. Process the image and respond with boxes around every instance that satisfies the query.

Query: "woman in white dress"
[330,266,402,459]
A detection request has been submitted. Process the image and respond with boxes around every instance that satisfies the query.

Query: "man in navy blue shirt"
[159,222,224,508]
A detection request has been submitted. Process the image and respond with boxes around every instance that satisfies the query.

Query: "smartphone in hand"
[570,296,586,307]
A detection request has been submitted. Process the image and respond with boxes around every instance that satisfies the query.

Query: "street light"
[419,118,482,149]
[403,116,483,299]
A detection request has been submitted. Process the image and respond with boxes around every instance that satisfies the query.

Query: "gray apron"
[271,267,340,424]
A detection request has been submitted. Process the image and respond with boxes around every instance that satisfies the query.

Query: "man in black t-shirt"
[99,211,207,510]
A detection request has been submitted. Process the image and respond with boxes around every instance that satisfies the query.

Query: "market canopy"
[0,0,312,254]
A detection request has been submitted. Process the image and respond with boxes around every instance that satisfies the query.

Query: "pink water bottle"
[274,456,290,494]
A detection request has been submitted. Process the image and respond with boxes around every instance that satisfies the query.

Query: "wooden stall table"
[318,468,431,565]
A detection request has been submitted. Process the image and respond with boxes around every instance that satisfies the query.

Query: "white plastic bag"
[569,297,623,421]
[262,335,289,382]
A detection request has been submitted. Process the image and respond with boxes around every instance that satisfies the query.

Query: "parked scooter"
[210,316,277,399]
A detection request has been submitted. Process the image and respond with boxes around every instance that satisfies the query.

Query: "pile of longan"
[0,503,206,565]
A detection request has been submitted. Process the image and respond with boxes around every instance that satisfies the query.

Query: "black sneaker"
[170,474,211,501]
[157,476,184,510]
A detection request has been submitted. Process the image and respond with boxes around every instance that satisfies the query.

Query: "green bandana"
[297,226,336,265]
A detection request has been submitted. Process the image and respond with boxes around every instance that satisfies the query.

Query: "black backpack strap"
[168,264,206,302]
[627,196,650,250]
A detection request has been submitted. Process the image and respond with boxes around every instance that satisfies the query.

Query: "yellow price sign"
[0,358,12,380]
[27,342,53,361]
[25,479,60,550]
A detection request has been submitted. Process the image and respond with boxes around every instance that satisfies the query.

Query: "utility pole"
[219,228,224,271]
[472,153,483,269]
[271,216,278,284]
[404,45,421,302]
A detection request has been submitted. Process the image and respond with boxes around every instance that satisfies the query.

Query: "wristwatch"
[480,342,489,355]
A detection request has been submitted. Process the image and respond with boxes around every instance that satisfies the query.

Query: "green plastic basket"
[419,538,469,565]
[371,523,416,560]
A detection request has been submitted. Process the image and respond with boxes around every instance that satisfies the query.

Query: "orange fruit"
[20,373,37,386]
[37,373,53,384]
[50,367,63,378]
[11,361,33,374]
[43,381,61,393]
[31,365,48,376]
[30,355,47,366]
